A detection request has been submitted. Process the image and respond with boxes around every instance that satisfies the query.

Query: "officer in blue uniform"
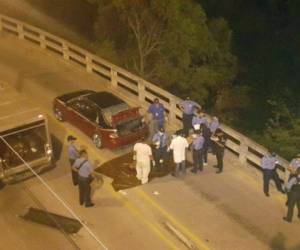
[192,109,208,132]
[152,127,168,170]
[209,116,220,136]
[67,135,79,186]
[190,130,205,173]
[72,150,95,207]
[179,97,201,137]
[283,168,300,223]
[261,151,284,197]
[148,98,167,135]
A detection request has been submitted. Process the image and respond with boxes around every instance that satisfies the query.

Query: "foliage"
[85,0,239,112]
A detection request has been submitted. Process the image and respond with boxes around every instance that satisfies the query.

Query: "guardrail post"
[110,69,118,87]
[62,42,69,60]
[17,23,24,39]
[40,34,46,49]
[239,138,248,164]
[86,55,93,73]
[169,97,177,122]
[138,79,146,102]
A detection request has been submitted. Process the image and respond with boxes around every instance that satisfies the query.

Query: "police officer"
[67,135,79,186]
[288,154,300,179]
[72,150,95,207]
[211,131,226,174]
[179,97,201,137]
[283,168,300,223]
[261,151,284,197]
[190,130,205,173]
[192,109,208,132]
[152,127,168,170]
[147,98,167,135]
[209,116,220,136]
[201,122,212,166]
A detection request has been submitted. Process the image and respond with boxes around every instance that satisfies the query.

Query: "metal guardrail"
[0,14,290,179]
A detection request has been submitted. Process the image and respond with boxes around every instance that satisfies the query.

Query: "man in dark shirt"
[212,131,226,174]
[283,168,300,223]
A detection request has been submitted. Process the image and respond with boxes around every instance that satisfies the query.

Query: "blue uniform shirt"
[148,103,165,120]
[261,155,278,170]
[191,135,205,150]
[152,132,168,148]
[210,121,220,133]
[73,158,94,178]
[290,158,300,171]
[68,144,79,160]
[192,116,208,128]
[180,100,200,115]
[286,176,300,192]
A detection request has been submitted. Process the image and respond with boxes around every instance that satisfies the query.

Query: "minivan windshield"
[0,121,47,169]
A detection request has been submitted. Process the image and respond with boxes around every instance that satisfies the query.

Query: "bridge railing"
[0,14,290,179]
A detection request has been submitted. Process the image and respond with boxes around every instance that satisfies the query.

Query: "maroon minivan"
[53,90,148,149]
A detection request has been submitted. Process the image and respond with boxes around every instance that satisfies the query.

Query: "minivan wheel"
[92,134,102,148]
[54,108,64,121]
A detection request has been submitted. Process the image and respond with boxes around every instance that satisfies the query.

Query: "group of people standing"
[133,97,225,184]
[261,151,300,223]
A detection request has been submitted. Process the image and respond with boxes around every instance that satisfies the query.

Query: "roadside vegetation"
[2,0,299,159]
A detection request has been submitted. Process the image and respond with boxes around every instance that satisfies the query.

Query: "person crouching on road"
[169,130,189,177]
[152,127,168,170]
[133,140,153,184]
[72,150,95,207]
[190,130,205,174]
[67,135,79,186]
[283,168,300,223]
[261,151,285,197]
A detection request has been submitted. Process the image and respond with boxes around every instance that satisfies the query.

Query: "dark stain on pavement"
[95,152,192,191]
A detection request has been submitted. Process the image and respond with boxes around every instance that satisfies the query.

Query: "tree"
[85,0,238,111]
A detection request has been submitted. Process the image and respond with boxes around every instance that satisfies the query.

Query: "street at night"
[0,1,300,250]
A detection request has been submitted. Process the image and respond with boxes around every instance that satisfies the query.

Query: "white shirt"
[134,143,152,163]
[169,136,189,163]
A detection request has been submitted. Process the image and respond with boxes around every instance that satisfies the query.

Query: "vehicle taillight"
[45,144,52,158]
[109,130,119,139]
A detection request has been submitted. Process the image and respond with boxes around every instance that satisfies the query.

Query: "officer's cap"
[67,135,77,141]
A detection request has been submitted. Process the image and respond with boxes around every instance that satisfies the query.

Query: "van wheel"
[92,134,102,148]
[54,108,64,121]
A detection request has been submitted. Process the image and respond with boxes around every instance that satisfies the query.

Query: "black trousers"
[182,113,193,137]
[263,169,283,195]
[216,150,224,171]
[69,159,78,186]
[202,140,211,163]
[286,192,300,221]
[153,146,167,168]
[192,149,203,172]
[78,176,92,206]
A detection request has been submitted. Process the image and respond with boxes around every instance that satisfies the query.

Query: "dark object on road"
[20,207,82,234]
[53,90,148,149]
[95,151,192,191]
[0,180,5,190]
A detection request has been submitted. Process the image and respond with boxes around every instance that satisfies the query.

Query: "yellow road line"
[104,184,180,250]
[135,189,211,250]
[46,113,179,250]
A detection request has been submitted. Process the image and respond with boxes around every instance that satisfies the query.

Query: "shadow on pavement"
[95,151,192,191]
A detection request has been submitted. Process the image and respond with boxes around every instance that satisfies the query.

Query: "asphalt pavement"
[0,34,299,250]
